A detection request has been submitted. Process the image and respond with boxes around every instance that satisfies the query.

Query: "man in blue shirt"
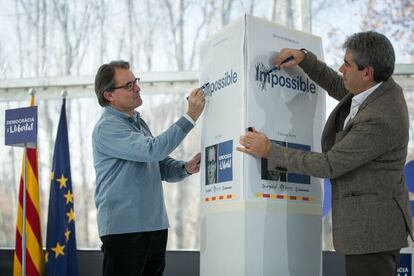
[92,60,205,276]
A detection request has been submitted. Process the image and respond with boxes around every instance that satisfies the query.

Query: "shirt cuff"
[182,162,192,175]
[183,113,196,126]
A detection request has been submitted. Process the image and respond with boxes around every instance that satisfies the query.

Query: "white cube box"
[199,15,325,276]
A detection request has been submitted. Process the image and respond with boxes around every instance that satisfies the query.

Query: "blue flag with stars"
[46,98,79,276]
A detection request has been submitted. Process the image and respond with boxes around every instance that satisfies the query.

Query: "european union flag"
[46,98,79,276]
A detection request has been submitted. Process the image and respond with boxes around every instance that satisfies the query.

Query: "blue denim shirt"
[92,106,194,237]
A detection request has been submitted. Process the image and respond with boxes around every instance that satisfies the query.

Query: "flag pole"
[61,89,67,99]
[22,88,36,276]
[22,143,27,276]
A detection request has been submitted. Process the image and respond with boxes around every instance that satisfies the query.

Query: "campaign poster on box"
[199,17,245,202]
[244,17,325,204]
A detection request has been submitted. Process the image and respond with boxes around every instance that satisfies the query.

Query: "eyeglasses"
[112,77,140,91]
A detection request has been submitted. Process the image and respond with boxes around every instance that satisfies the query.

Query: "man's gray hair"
[343,31,395,82]
[94,60,130,107]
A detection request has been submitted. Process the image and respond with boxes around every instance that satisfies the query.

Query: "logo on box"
[205,140,233,185]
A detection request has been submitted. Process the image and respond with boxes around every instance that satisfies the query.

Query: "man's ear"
[363,66,375,82]
[103,90,114,103]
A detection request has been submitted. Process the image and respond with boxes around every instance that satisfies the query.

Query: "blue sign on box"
[217,140,233,183]
[5,106,38,147]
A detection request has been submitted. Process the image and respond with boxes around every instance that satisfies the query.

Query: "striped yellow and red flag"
[13,95,44,276]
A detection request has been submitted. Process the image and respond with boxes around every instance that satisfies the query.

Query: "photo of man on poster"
[205,145,218,185]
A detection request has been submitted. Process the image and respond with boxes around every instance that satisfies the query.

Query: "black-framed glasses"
[112,77,140,91]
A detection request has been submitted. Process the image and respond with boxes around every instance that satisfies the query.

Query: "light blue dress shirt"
[92,106,194,237]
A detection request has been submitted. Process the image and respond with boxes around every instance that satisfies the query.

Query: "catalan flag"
[45,97,78,275]
[13,95,44,276]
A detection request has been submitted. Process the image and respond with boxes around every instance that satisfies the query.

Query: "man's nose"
[134,84,140,93]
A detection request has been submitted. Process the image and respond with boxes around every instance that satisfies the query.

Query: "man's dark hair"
[343,31,395,82]
[94,60,130,107]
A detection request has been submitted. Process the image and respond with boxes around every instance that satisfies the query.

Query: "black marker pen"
[187,82,209,100]
[265,55,294,75]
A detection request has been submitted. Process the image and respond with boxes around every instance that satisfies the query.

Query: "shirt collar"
[352,82,383,106]
[104,106,140,123]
